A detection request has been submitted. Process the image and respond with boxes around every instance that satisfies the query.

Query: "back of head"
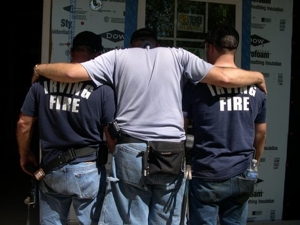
[206,24,239,50]
[130,27,158,49]
[72,31,104,53]
[71,31,104,63]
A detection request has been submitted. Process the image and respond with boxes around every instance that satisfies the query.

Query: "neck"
[213,54,237,68]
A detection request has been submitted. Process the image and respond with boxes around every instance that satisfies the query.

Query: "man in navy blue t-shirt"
[183,24,267,225]
[16,31,116,225]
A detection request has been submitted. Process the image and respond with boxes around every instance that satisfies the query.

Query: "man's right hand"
[31,72,39,84]
[31,64,40,84]
[251,71,267,94]
[20,152,38,176]
[257,77,267,95]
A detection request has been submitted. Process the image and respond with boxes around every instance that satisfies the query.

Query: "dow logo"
[99,30,124,43]
[251,34,270,47]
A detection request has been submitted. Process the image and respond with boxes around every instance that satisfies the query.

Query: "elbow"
[16,118,26,130]
[65,69,80,82]
[66,73,78,82]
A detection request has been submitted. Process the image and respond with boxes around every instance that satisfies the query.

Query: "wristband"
[34,64,40,77]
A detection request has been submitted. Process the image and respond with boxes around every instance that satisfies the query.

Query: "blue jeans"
[188,171,255,225]
[39,162,106,225]
[99,143,186,225]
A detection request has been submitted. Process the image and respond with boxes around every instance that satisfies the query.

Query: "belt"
[41,147,97,174]
[117,134,146,144]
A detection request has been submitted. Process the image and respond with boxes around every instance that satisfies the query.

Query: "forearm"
[203,67,267,94]
[184,117,190,133]
[34,63,90,83]
[226,69,264,87]
[254,138,265,163]
[104,126,116,154]
[17,115,39,175]
[16,117,33,156]
[254,123,267,163]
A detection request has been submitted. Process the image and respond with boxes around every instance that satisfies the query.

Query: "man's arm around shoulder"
[32,63,90,83]
[201,66,267,94]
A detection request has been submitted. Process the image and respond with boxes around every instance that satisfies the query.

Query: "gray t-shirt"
[81,47,213,142]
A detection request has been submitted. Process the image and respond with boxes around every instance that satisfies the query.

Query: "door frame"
[137,0,242,67]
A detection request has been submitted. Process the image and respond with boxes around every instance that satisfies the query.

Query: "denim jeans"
[188,171,255,225]
[39,162,106,225]
[99,143,186,225]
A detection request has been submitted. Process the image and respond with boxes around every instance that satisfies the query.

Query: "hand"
[20,152,39,176]
[31,64,40,84]
[31,72,39,84]
[257,77,267,94]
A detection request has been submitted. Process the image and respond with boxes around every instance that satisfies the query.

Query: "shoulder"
[99,83,114,91]
[183,81,198,95]
[95,84,115,95]
[30,77,48,91]
[254,85,267,97]
[183,80,195,89]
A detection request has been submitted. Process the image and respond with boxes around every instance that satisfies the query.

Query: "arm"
[16,113,39,176]
[201,66,267,94]
[32,63,90,83]
[104,126,116,154]
[184,117,190,133]
[253,122,267,164]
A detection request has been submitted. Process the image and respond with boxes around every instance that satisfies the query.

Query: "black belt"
[41,147,97,174]
[117,134,146,144]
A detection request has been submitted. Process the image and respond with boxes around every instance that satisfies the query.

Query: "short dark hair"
[72,31,103,52]
[206,24,239,50]
[130,27,158,44]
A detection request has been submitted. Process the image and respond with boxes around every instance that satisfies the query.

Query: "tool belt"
[34,147,97,180]
[117,134,185,176]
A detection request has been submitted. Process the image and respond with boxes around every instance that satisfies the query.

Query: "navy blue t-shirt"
[21,77,116,165]
[182,81,267,181]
